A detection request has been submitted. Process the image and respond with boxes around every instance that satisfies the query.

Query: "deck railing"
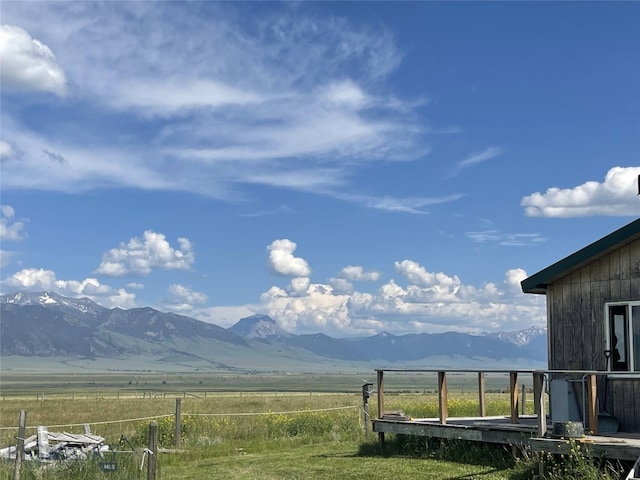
[375,368,640,442]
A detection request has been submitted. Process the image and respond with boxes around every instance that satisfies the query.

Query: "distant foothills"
[0,291,547,372]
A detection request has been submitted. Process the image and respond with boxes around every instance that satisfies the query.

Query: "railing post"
[477,372,486,417]
[509,371,519,424]
[438,371,448,425]
[587,374,598,435]
[13,410,26,480]
[175,398,181,448]
[376,370,385,445]
[533,372,546,437]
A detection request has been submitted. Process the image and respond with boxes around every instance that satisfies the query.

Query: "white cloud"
[0,24,67,96]
[2,268,136,308]
[0,205,28,242]
[261,282,351,333]
[329,277,354,294]
[0,122,179,194]
[394,260,460,289]
[449,146,504,177]
[260,251,546,335]
[113,79,264,115]
[323,79,368,109]
[288,277,311,297]
[331,192,463,215]
[266,239,311,277]
[465,230,547,247]
[189,304,258,328]
[95,231,195,277]
[337,265,380,282]
[522,166,640,217]
[0,3,437,212]
[0,141,16,161]
[162,284,208,312]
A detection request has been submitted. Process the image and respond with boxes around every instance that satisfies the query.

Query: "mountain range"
[0,291,547,372]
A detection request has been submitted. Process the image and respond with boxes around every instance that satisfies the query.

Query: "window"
[605,301,640,372]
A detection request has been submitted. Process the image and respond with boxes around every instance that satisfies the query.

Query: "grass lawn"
[160,441,519,480]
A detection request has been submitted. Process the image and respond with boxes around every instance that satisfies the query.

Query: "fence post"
[13,410,26,480]
[362,383,373,437]
[175,398,181,448]
[147,421,158,480]
[521,384,526,415]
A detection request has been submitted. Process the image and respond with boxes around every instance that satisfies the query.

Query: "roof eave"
[521,218,640,295]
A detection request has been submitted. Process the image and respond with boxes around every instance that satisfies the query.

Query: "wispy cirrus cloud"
[449,146,504,178]
[465,230,547,247]
[0,2,439,212]
[330,191,464,214]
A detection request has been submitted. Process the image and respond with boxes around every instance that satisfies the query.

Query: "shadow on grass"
[356,436,538,480]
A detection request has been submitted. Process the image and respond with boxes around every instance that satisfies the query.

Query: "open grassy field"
[0,370,532,397]
[0,372,622,480]
[0,390,529,480]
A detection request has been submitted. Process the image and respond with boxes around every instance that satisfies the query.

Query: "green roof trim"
[521,218,640,295]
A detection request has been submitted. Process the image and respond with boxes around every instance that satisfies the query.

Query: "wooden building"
[521,218,640,432]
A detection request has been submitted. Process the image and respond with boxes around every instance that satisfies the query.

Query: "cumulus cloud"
[329,277,354,294]
[522,166,640,217]
[395,260,460,289]
[2,267,136,308]
[260,248,546,335]
[329,265,380,294]
[95,231,195,277]
[261,283,351,333]
[162,284,208,312]
[0,205,28,242]
[0,24,67,96]
[266,239,311,277]
[288,277,311,297]
[337,265,381,282]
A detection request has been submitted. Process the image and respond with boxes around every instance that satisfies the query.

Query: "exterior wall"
[546,238,640,432]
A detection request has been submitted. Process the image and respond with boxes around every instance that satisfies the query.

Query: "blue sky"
[1,1,639,337]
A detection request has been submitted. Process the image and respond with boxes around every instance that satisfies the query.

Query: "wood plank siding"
[546,238,640,432]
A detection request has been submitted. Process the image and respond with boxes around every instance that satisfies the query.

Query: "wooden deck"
[372,415,640,461]
[371,368,640,462]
